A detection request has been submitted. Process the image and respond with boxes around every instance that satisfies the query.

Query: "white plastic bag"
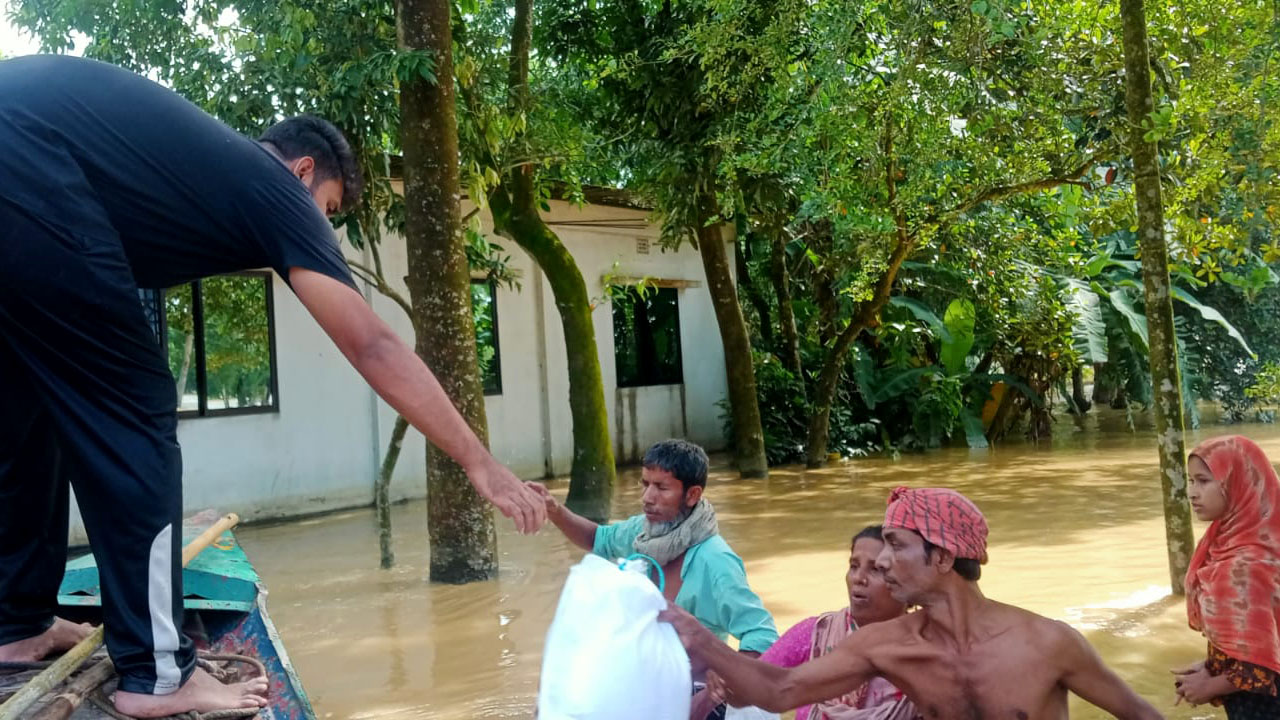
[724,706,781,720]
[538,553,692,720]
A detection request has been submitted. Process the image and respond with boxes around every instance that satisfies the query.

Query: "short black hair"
[642,439,709,492]
[852,524,884,547]
[259,115,363,212]
[922,538,982,582]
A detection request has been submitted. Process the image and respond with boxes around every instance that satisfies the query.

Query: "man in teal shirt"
[531,439,777,718]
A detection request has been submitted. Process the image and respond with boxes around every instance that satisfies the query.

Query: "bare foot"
[0,617,94,662]
[113,667,268,718]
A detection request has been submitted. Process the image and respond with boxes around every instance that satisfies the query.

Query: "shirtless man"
[661,487,1165,720]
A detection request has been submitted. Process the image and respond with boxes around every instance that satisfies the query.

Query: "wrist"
[458,440,492,474]
[1211,672,1237,695]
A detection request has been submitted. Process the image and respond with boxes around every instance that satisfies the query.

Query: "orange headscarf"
[1185,435,1280,673]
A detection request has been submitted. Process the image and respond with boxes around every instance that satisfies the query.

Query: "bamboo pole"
[0,513,240,720]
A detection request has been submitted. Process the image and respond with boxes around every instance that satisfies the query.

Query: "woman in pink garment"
[757,525,917,720]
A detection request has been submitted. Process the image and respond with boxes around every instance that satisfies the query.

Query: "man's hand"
[466,456,546,534]
[660,602,718,657]
[689,686,720,720]
[705,671,732,706]
[526,481,561,519]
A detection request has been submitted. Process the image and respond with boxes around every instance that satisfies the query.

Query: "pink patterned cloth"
[884,487,989,563]
[761,615,909,720]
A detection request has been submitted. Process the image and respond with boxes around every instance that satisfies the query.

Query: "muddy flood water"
[238,414,1276,720]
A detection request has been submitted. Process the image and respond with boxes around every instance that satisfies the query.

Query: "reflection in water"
[239,416,1270,720]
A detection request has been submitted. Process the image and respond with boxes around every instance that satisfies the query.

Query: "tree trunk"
[804,320,865,467]
[814,264,838,347]
[735,237,773,350]
[482,0,615,522]
[769,229,804,379]
[696,215,768,477]
[1091,362,1115,405]
[396,0,497,583]
[376,415,409,569]
[1070,365,1091,415]
[1119,0,1195,594]
[176,331,194,401]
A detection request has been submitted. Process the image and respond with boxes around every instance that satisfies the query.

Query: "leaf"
[1083,253,1141,278]
[852,350,879,409]
[1091,282,1149,352]
[888,296,950,342]
[975,373,1045,408]
[1171,287,1255,357]
[1063,279,1108,363]
[940,298,976,375]
[871,367,934,405]
[960,409,989,449]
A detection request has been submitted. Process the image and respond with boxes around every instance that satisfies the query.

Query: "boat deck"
[0,519,312,720]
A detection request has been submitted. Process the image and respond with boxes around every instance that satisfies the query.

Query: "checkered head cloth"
[884,486,989,564]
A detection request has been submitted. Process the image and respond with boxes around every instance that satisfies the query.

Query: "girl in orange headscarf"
[1172,435,1280,718]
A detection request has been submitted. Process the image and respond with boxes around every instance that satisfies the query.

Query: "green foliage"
[1245,363,1280,409]
[741,351,880,464]
[164,275,273,410]
[470,280,501,394]
[941,299,977,376]
[16,0,1278,461]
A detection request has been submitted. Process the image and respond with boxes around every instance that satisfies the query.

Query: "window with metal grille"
[162,272,279,417]
[612,286,683,387]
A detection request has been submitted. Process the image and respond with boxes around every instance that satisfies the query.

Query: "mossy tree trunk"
[696,213,768,477]
[482,0,615,522]
[1119,0,1195,594]
[396,0,497,582]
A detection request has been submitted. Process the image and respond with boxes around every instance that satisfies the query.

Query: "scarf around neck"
[632,499,718,566]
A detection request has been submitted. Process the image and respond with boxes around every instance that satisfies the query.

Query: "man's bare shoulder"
[986,601,1088,654]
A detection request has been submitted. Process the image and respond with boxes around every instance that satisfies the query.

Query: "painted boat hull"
[4,524,317,720]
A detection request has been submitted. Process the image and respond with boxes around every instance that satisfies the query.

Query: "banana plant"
[867,296,1040,449]
[1052,247,1255,427]
[1059,251,1253,364]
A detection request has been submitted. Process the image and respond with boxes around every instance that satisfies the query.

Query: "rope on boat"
[87,652,267,720]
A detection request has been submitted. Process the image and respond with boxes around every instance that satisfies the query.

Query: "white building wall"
[71,198,732,539]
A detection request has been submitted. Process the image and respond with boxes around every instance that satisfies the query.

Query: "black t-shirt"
[0,55,356,291]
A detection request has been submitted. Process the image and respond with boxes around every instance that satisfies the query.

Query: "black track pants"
[0,199,195,694]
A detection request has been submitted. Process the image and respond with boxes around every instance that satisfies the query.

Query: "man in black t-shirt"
[0,55,546,716]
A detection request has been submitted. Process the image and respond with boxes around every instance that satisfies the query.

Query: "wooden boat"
[0,518,313,720]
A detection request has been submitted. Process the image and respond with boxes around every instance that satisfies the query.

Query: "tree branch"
[922,156,1103,230]
[347,258,414,318]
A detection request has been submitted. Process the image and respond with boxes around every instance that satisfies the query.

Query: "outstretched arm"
[290,267,546,533]
[1057,622,1164,720]
[661,604,875,713]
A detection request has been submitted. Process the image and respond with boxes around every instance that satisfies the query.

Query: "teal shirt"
[593,515,779,654]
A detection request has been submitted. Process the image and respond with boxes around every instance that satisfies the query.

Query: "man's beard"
[646,502,694,536]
